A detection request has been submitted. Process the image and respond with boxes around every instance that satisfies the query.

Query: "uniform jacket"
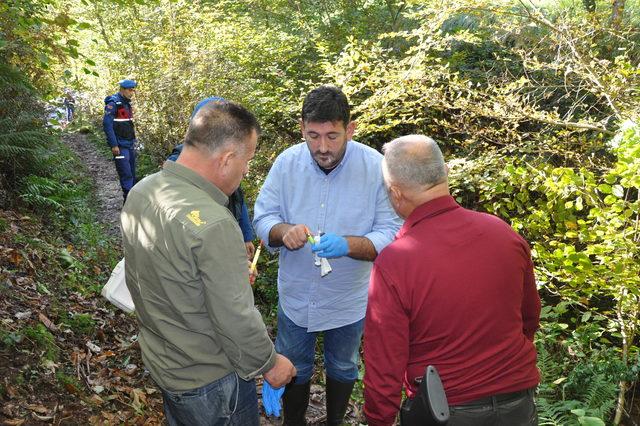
[103,92,136,148]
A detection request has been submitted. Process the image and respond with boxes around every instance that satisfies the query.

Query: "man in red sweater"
[363,135,540,426]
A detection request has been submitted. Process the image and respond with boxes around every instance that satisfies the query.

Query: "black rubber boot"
[283,380,311,426]
[325,377,356,426]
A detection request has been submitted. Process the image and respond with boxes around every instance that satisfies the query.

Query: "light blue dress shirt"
[253,141,402,332]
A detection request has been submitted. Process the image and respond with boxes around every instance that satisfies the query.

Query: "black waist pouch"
[400,365,449,426]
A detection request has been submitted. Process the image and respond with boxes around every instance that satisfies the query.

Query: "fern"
[582,374,618,419]
[19,175,80,214]
[538,397,579,426]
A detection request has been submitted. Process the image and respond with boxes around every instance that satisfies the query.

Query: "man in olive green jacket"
[121,100,296,425]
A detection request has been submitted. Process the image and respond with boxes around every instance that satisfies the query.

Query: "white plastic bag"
[101,258,135,313]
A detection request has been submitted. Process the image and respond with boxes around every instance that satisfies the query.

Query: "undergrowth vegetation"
[1,0,639,424]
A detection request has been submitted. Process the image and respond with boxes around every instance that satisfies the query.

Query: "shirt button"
[321,204,324,208]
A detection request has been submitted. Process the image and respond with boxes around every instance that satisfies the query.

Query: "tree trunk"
[611,0,625,28]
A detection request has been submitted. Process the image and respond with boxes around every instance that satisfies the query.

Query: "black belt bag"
[400,366,450,426]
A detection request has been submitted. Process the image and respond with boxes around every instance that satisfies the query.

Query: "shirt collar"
[397,195,460,238]
[305,140,353,174]
[162,160,229,207]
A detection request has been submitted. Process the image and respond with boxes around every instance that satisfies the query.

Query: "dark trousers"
[448,388,537,426]
[114,146,136,199]
[400,387,537,426]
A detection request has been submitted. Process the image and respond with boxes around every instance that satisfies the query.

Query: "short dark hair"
[184,101,261,153]
[302,85,350,126]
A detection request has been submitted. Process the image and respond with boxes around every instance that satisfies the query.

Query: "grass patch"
[62,313,96,335]
[23,324,59,361]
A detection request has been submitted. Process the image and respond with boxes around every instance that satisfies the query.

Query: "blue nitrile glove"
[311,233,349,258]
[262,381,285,417]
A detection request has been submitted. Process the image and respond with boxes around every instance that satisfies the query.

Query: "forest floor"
[0,129,363,425]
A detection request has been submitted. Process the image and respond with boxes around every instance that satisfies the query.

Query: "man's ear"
[219,149,236,171]
[389,185,402,205]
[299,119,305,137]
[346,121,356,140]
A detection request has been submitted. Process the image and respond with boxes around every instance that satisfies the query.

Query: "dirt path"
[63,131,123,239]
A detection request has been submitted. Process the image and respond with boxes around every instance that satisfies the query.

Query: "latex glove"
[312,233,349,258]
[262,381,285,417]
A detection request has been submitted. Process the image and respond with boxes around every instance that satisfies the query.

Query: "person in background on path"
[253,85,402,425]
[121,100,296,426]
[167,96,256,258]
[363,135,540,426]
[62,89,75,128]
[103,79,137,202]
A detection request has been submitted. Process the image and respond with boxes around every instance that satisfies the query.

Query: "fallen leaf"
[31,413,54,421]
[39,312,59,332]
[144,387,158,395]
[89,394,104,406]
[26,404,49,415]
[41,358,59,373]
[64,382,80,395]
[14,310,31,320]
[2,418,25,426]
[8,250,22,266]
[87,341,102,353]
[5,384,18,398]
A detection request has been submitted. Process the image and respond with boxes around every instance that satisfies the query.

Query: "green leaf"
[612,185,624,197]
[578,417,605,426]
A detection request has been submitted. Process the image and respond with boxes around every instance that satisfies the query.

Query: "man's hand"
[312,233,349,258]
[248,260,257,286]
[282,224,311,251]
[245,241,255,259]
[111,146,120,156]
[264,354,296,388]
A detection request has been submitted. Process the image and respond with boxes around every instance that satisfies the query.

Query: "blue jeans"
[114,146,136,199]
[274,305,364,384]
[161,372,260,426]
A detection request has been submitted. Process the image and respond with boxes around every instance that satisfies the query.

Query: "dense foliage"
[2,0,640,424]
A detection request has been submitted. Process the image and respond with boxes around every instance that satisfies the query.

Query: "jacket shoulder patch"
[186,210,206,226]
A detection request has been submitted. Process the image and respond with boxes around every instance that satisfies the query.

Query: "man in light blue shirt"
[253,85,402,425]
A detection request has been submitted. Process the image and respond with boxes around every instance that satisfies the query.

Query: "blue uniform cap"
[191,96,225,118]
[118,79,137,89]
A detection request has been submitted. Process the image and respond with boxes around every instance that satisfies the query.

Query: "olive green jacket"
[121,160,276,391]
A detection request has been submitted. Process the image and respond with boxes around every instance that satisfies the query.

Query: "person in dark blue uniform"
[104,79,137,201]
[167,97,257,258]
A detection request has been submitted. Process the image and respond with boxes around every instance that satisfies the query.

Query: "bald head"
[382,135,447,191]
